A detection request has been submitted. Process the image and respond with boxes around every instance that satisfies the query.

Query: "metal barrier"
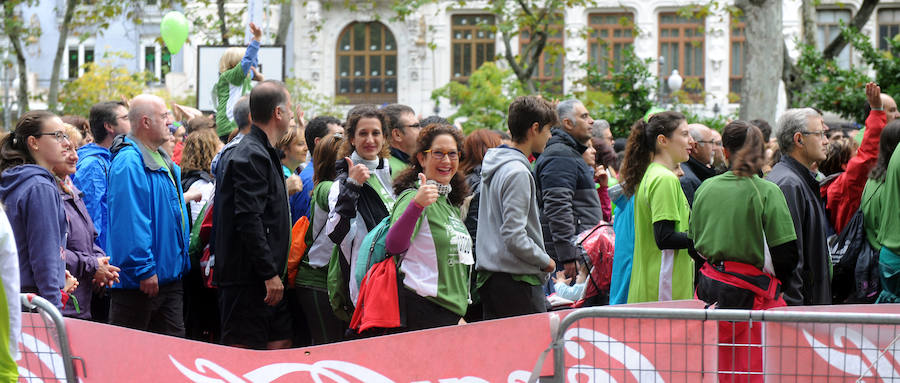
[18,294,83,383]
[531,307,900,382]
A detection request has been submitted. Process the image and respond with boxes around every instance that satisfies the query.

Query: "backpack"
[326,246,353,322]
[353,216,392,295]
[188,201,216,288]
[829,209,880,303]
[286,216,310,287]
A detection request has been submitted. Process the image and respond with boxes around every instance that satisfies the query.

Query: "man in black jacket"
[534,99,604,280]
[765,107,832,305]
[213,80,294,349]
[680,123,718,206]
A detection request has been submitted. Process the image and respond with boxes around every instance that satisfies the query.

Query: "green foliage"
[576,47,656,137]
[842,24,900,108]
[284,77,348,119]
[431,62,525,134]
[675,106,733,132]
[186,0,245,45]
[792,30,870,123]
[59,52,149,117]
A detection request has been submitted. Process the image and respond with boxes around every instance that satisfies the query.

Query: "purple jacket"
[0,165,67,308]
[59,181,105,319]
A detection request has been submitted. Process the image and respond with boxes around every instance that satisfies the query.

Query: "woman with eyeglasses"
[0,111,77,309]
[378,123,472,331]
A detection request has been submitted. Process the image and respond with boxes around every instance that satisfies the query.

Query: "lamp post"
[667,69,683,107]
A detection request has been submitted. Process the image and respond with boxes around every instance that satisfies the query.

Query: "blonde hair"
[218,47,246,73]
[276,125,304,152]
[61,123,84,148]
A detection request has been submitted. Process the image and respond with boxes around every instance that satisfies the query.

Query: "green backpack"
[326,246,354,322]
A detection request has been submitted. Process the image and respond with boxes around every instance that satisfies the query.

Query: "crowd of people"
[0,40,898,363]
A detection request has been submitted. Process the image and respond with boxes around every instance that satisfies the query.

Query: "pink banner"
[15,301,900,382]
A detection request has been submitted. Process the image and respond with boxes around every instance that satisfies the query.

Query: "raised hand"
[866,82,882,109]
[286,174,302,195]
[249,22,263,42]
[414,173,439,208]
[346,157,371,185]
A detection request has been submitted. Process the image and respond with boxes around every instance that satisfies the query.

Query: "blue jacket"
[72,143,111,252]
[292,158,315,224]
[108,136,190,289]
[0,165,67,308]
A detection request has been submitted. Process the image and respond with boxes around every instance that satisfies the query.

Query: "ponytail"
[0,110,54,174]
[722,120,765,177]
[620,111,685,196]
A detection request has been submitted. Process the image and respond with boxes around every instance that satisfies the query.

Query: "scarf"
[350,151,380,171]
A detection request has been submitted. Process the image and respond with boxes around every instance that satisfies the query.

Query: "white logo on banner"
[802,327,900,381]
[563,328,664,382]
[17,332,73,382]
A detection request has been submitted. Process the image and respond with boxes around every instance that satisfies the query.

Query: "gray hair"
[591,119,611,138]
[233,96,251,129]
[556,99,581,126]
[775,108,820,152]
[687,124,709,142]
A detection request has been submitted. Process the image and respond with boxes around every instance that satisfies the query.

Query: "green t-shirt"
[688,172,797,269]
[877,149,900,254]
[214,64,252,137]
[389,155,409,179]
[627,162,693,303]
[392,189,472,316]
[296,181,334,289]
[475,270,542,291]
[367,173,395,212]
[860,179,885,252]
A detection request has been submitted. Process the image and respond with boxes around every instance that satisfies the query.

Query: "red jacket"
[821,110,886,233]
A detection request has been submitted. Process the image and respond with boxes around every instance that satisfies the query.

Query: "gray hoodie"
[475,146,552,277]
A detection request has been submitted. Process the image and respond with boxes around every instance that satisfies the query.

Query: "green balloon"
[160,11,190,55]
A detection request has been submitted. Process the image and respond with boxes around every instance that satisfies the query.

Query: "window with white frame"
[67,45,94,80]
[141,42,172,84]
[878,9,900,50]
[816,9,852,68]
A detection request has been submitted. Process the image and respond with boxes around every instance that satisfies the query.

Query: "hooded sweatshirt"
[73,143,112,252]
[0,165,67,308]
[475,146,552,277]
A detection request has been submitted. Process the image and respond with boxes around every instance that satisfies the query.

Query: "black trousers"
[399,286,460,331]
[295,286,347,345]
[109,282,185,337]
[480,272,547,320]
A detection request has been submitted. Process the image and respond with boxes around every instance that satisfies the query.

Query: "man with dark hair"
[73,101,131,252]
[750,119,773,143]
[213,80,294,349]
[534,99,604,281]
[107,94,188,336]
[475,96,556,319]
[296,115,343,220]
[381,104,419,177]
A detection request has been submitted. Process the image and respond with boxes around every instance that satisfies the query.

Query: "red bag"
[349,257,401,332]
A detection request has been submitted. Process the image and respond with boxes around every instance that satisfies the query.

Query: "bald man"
[680,123,718,206]
[107,94,190,337]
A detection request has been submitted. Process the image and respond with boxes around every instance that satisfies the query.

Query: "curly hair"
[819,137,857,177]
[180,129,221,174]
[337,104,390,159]
[393,123,469,206]
[619,111,685,196]
[460,129,502,175]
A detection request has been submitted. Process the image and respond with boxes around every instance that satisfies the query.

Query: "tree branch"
[48,0,76,112]
[217,0,229,45]
[274,0,291,45]
[822,0,879,59]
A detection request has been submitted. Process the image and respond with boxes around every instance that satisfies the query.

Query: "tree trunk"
[738,0,783,123]
[47,0,77,113]
[274,0,291,46]
[800,0,817,47]
[3,2,29,114]
[823,0,879,59]
[217,0,229,45]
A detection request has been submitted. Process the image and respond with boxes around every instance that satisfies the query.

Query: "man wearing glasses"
[766,107,831,306]
[73,101,131,254]
[382,104,420,178]
[680,124,718,206]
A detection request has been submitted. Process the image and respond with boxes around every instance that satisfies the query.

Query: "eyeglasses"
[34,131,71,143]
[801,130,827,138]
[425,149,458,161]
[696,140,723,146]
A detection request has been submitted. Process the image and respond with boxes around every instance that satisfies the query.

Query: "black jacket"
[533,128,604,264]
[765,155,833,305]
[212,126,291,286]
[328,157,392,245]
[680,156,718,206]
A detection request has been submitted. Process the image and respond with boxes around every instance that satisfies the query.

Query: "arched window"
[336,22,398,104]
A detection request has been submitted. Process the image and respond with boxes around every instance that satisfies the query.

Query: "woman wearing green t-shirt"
[295,134,347,344]
[620,111,696,303]
[383,124,473,331]
[690,121,799,309]
[861,120,900,303]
